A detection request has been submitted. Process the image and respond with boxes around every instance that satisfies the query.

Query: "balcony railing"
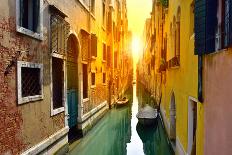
[167,56,180,68]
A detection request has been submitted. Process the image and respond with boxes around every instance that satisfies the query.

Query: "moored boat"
[136,104,158,126]
[116,97,129,108]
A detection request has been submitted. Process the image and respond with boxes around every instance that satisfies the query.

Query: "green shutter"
[194,0,206,55]
[91,34,97,57]
[33,0,40,32]
[229,0,232,45]
[195,0,217,55]
[205,0,217,54]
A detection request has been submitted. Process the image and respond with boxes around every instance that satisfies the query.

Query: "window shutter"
[194,0,206,55]
[33,0,40,32]
[205,0,217,54]
[195,0,217,55]
[91,34,97,57]
[229,0,232,45]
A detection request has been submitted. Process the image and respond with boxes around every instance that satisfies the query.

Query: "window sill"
[102,26,106,31]
[18,95,43,105]
[91,85,96,89]
[17,25,43,41]
[91,13,96,20]
[51,107,64,116]
[102,60,106,63]
[103,83,107,86]
[91,56,97,60]
[83,98,89,103]
[78,0,90,12]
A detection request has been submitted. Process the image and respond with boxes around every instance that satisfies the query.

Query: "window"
[107,46,111,67]
[83,64,88,99]
[91,72,96,86]
[176,8,181,57]
[90,0,95,14]
[51,14,69,56]
[102,0,106,27]
[17,61,43,104]
[103,43,107,61]
[91,34,97,58]
[16,0,42,39]
[52,57,64,110]
[103,73,106,84]
[114,51,118,68]
[50,10,69,115]
[194,0,232,55]
[190,2,194,37]
[216,0,229,49]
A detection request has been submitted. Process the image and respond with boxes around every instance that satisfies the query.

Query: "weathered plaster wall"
[151,0,204,154]
[0,1,65,154]
[204,48,232,155]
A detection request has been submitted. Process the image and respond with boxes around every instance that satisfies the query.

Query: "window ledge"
[91,13,96,20]
[51,107,64,116]
[91,85,96,89]
[167,66,180,70]
[18,95,43,105]
[16,25,43,41]
[83,98,89,103]
[91,56,97,60]
[102,60,106,63]
[78,0,90,12]
[102,26,106,31]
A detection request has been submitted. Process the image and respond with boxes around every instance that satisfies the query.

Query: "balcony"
[167,56,180,69]
[158,63,167,72]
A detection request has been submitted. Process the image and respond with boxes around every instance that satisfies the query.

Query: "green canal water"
[69,84,174,155]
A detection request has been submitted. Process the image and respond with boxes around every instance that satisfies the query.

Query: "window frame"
[102,0,106,28]
[90,0,96,15]
[16,0,43,40]
[50,54,65,116]
[82,63,89,99]
[91,71,96,88]
[103,72,106,85]
[102,42,107,62]
[17,61,43,104]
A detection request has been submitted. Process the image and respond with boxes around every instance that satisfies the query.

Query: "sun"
[132,36,141,64]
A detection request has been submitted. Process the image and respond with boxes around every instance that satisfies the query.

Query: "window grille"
[51,14,70,56]
[17,61,43,104]
[91,72,96,86]
[22,67,41,97]
[103,73,106,84]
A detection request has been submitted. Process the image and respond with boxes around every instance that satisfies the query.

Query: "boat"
[132,79,136,84]
[116,97,129,108]
[136,104,158,126]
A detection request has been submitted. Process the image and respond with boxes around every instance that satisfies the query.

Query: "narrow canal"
[69,83,174,155]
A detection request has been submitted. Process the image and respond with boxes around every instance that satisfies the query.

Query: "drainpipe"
[198,55,203,103]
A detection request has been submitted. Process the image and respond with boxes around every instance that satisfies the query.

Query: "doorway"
[67,34,79,129]
[170,92,176,140]
[188,98,197,155]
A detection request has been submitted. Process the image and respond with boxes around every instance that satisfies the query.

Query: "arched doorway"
[170,92,176,140]
[67,34,79,129]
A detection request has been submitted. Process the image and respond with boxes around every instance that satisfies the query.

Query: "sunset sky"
[126,0,152,62]
[127,0,152,37]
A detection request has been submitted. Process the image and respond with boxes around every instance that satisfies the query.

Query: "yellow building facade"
[139,0,204,154]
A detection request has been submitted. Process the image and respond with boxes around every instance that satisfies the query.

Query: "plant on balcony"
[159,58,166,72]
[160,0,168,8]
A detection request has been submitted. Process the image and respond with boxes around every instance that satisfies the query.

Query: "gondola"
[136,104,158,126]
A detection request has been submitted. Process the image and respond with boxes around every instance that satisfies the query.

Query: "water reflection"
[69,84,174,155]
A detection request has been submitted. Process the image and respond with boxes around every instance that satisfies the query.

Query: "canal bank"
[69,84,174,155]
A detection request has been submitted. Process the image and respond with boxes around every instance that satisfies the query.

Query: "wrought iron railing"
[167,55,180,68]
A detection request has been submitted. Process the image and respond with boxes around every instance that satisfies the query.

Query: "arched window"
[173,16,176,57]
[176,7,181,57]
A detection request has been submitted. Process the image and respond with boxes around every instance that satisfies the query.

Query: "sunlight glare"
[132,37,141,64]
